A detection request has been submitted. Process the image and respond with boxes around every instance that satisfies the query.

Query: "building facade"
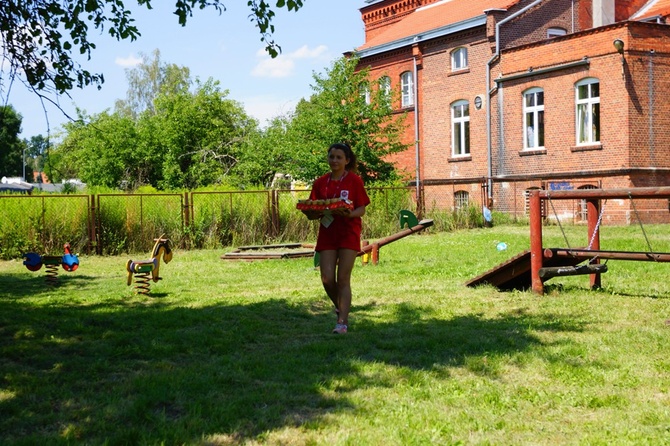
[354,0,670,223]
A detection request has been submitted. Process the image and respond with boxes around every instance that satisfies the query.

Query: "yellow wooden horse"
[126,236,173,294]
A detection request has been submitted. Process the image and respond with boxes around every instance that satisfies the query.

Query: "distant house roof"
[0,177,33,193]
[631,0,670,21]
[0,182,33,193]
[356,0,521,56]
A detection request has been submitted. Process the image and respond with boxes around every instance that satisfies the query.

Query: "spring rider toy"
[126,236,173,295]
[23,243,79,285]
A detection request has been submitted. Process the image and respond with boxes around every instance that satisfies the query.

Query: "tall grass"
[1,186,510,259]
[0,195,91,258]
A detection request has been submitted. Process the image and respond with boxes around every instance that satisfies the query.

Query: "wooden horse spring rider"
[126,236,173,295]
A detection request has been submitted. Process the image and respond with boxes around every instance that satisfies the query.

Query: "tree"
[115,49,191,119]
[281,55,410,184]
[24,134,52,180]
[54,111,142,187]
[0,1,304,103]
[234,113,295,187]
[150,78,258,190]
[0,106,26,177]
[52,74,258,189]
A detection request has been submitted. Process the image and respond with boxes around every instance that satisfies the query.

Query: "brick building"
[353,0,670,223]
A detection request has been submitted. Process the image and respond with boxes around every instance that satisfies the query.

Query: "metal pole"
[586,199,601,289]
[529,190,544,294]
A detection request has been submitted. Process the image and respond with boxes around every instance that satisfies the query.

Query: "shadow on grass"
[0,277,587,444]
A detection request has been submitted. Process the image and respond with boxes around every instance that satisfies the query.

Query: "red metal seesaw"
[359,211,434,265]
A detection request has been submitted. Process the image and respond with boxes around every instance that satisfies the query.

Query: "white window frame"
[359,82,370,104]
[523,87,545,150]
[401,71,414,107]
[547,27,567,38]
[379,75,391,97]
[451,47,468,71]
[451,100,470,157]
[575,78,600,145]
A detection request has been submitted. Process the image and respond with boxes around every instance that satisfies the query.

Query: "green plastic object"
[313,251,320,268]
[399,210,418,229]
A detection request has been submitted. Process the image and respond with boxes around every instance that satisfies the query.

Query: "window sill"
[571,144,603,152]
[448,68,470,76]
[519,148,547,156]
[449,155,472,163]
[398,105,415,113]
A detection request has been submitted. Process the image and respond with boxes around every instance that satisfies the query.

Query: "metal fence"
[0,187,427,258]
[5,178,641,259]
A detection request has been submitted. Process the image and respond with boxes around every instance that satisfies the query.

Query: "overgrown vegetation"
[0,186,499,259]
[2,224,670,444]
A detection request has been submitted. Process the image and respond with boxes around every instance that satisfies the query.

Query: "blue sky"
[8,1,365,139]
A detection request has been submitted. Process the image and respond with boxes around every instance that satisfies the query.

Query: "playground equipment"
[359,210,434,265]
[467,186,670,294]
[220,210,434,265]
[221,243,316,260]
[126,236,173,295]
[23,243,79,285]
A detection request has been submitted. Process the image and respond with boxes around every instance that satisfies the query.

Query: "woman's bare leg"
[335,248,358,326]
[318,250,339,311]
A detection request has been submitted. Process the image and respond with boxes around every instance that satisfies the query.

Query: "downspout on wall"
[485,0,543,200]
[413,40,422,213]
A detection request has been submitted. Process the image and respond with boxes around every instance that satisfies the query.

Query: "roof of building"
[357,0,521,53]
[631,0,670,20]
[0,183,33,193]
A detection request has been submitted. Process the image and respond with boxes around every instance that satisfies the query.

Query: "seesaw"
[358,210,434,265]
[220,210,433,265]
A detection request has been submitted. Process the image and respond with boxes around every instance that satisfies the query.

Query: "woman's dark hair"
[328,142,358,173]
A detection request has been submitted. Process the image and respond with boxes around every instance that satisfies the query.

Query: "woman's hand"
[302,210,322,220]
[331,207,352,217]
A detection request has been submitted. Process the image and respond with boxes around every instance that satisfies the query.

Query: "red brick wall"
[494,22,670,180]
[360,0,440,42]
[357,47,418,180]
[500,0,578,49]
[355,3,670,222]
[419,30,491,181]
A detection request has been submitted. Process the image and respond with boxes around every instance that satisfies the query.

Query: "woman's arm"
[333,205,366,218]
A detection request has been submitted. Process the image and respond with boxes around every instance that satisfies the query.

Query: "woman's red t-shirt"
[309,171,370,252]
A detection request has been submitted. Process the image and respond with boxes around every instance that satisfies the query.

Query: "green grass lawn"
[2,224,670,445]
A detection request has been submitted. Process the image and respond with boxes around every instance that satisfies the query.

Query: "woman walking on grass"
[301,142,370,334]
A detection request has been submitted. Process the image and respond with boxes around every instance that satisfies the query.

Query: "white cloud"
[115,54,143,68]
[291,44,329,60]
[241,94,300,127]
[251,44,330,78]
[251,52,296,78]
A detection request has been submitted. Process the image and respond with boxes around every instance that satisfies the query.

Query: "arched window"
[451,100,470,156]
[524,187,545,216]
[401,71,414,107]
[575,78,600,145]
[523,87,545,150]
[451,47,468,71]
[454,190,469,210]
[547,27,567,38]
[577,184,599,222]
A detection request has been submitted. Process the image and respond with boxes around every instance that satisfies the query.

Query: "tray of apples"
[296,198,354,212]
